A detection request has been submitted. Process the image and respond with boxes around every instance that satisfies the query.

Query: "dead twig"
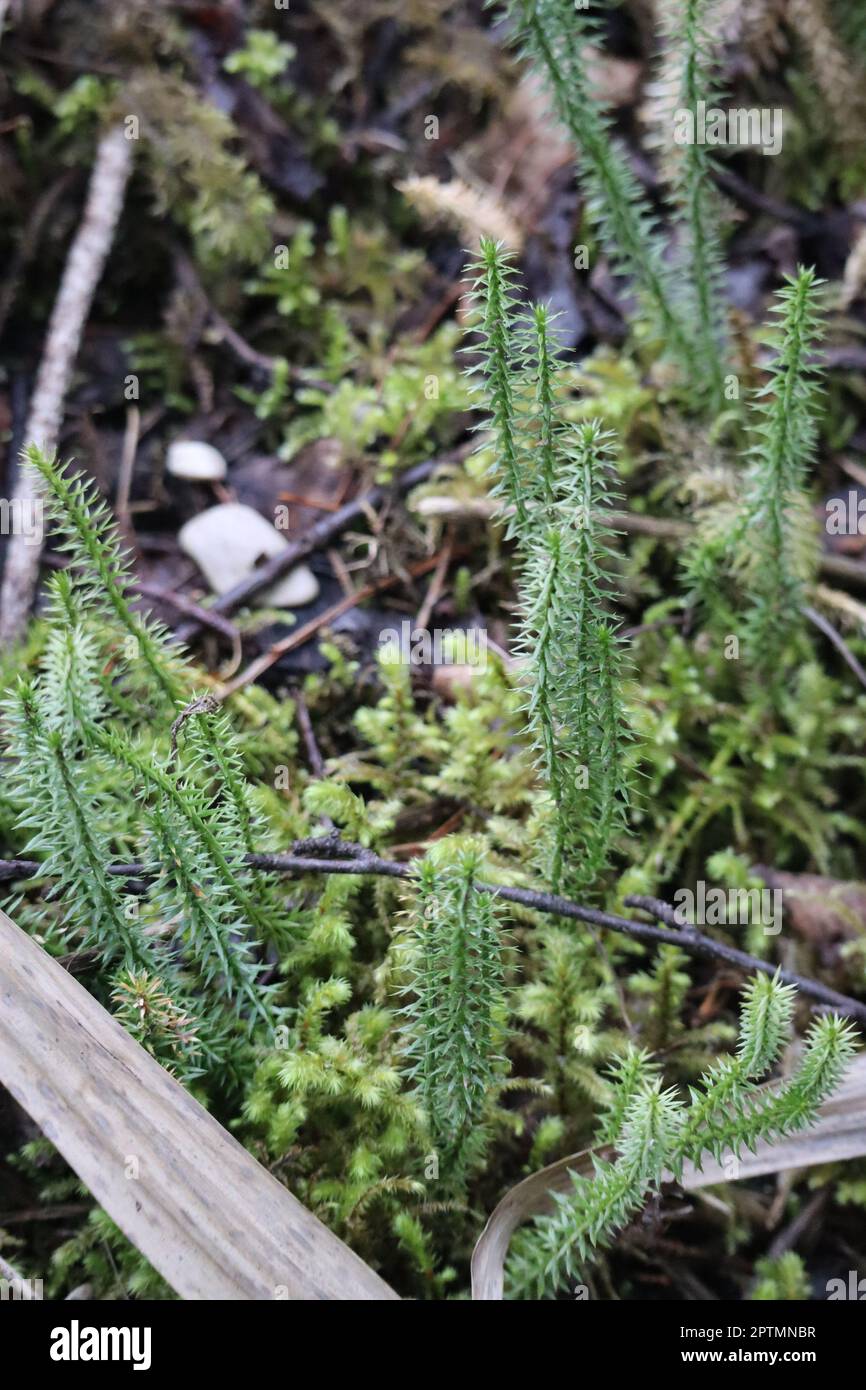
[610,511,691,541]
[3,842,865,1025]
[0,126,134,645]
[712,167,821,233]
[294,693,327,781]
[294,692,336,831]
[0,1203,90,1226]
[114,404,140,542]
[174,250,332,393]
[172,453,451,645]
[219,551,447,697]
[415,534,453,632]
[803,603,866,692]
[169,692,220,766]
[134,579,242,654]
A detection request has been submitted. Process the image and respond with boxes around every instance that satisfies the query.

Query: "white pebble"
[178,503,320,608]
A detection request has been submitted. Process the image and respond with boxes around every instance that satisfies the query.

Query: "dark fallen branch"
[3,839,865,1026]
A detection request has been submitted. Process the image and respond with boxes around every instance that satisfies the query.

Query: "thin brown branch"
[219,551,450,697]
[169,692,220,766]
[712,168,820,233]
[134,579,242,649]
[294,693,327,780]
[803,603,866,692]
[174,249,332,392]
[0,170,77,342]
[294,693,335,831]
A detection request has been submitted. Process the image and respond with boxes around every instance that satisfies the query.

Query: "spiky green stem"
[465,239,530,535]
[665,0,730,408]
[509,0,694,377]
[23,445,188,707]
[402,842,508,1182]
[738,268,826,679]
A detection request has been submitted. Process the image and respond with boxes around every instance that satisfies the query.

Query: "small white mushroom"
[166,440,228,483]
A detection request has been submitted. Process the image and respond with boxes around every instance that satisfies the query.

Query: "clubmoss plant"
[663,0,731,409]
[2,449,282,1068]
[23,445,187,709]
[5,1,865,1304]
[400,839,510,1184]
[506,0,698,391]
[502,0,751,413]
[737,268,826,683]
[464,237,531,535]
[467,239,634,897]
[509,974,857,1297]
[686,267,826,688]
